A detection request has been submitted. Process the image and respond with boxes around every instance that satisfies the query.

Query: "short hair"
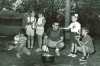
[19,28,25,34]
[27,22,32,25]
[53,22,59,25]
[38,12,43,15]
[82,27,89,33]
[71,13,78,19]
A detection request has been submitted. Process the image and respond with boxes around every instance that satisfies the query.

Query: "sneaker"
[8,48,13,51]
[79,57,87,61]
[16,53,21,58]
[30,46,33,49]
[68,53,73,57]
[71,54,77,58]
[35,48,42,52]
[80,61,87,64]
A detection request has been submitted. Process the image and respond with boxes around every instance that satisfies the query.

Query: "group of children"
[7,12,95,61]
[8,11,46,58]
[25,11,46,51]
[61,14,95,61]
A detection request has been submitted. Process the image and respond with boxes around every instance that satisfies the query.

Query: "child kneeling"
[68,28,95,61]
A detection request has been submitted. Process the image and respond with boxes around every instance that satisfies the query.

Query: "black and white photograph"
[0,0,99,66]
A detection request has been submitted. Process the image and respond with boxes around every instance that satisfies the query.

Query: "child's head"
[31,11,35,16]
[71,13,78,22]
[82,27,89,36]
[18,29,25,36]
[38,12,43,17]
[71,16,77,22]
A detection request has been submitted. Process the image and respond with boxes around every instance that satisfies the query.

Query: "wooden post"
[65,0,71,40]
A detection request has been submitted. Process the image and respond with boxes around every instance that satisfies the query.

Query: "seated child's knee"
[27,51,31,55]
[76,46,83,52]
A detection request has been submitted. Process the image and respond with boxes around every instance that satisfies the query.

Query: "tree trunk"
[65,0,71,40]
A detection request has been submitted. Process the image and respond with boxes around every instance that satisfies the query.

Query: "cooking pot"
[41,53,55,63]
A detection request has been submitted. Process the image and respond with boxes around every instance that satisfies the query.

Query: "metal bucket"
[41,53,55,63]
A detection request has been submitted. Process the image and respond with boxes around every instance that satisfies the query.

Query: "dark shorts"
[70,32,79,44]
[47,39,64,55]
[47,39,64,48]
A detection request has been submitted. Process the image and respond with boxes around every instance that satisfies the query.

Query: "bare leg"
[23,47,31,56]
[38,35,43,49]
[36,35,43,52]
[70,43,75,53]
[27,36,31,48]
[82,46,87,57]
[16,46,23,58]
[55,42,64,56]
[31,36,34,48]
[68,43,77,57]
[74,44,78,53]
[79,46,88,61]
[55,48,60,56]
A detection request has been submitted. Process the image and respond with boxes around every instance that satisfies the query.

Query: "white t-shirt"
[14,35,27,44]
[36,17,45,35]
[25,25,33,31]
[37,17,45,26]
[27,16,36,28]
[68,22,81,34]
[14,35,20,44]
[27,17,36,23]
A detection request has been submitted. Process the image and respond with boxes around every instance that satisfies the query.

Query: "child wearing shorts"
[36,13,46,52]
[25,11,36,48]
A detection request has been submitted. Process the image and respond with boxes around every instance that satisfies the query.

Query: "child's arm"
[42,18,46,26]
[60,23,73,30]
[31,18,37,29]
[77,39,88,46]
[56,36,63,44]
[43,35,48,45]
